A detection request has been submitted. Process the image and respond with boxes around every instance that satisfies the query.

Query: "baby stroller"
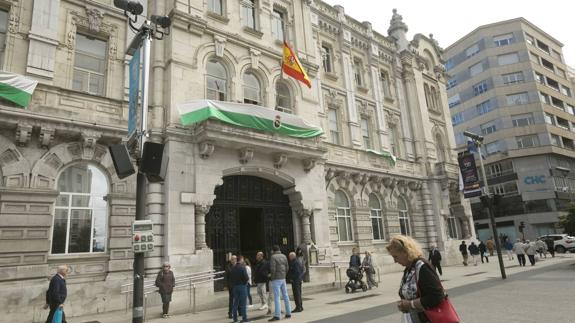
[345,266,368,293]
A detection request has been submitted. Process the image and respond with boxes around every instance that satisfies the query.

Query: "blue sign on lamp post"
[128,49,141,137]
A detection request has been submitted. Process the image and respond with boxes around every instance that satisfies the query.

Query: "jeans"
[256,282,272,307]
[292,280,303,310]
[271,279,291,318]
[232,285,248,322]
[528,255,536,266]
[506,250,514,260]
[517,254,526,266]
[246,284,252,305]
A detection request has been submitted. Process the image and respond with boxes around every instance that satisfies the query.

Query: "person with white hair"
[513,239,527,266]
[155,261,175,318]
[44,265,69,323]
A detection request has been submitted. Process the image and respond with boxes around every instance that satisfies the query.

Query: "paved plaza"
[73,253,574,323]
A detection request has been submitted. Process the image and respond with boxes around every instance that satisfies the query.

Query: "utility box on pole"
[132,220,154,253]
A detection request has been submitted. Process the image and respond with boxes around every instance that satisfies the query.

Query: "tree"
[558,203,575,236]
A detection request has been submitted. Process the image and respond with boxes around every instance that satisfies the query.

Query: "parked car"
[537,234,575,253]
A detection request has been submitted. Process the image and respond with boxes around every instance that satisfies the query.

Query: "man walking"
[468,241,480,266]
[545,237,555,258]
[45,265,68,323]
[504,238,514,260]
[287,252,304,313]
[230,256,250,323]
[525,240,537,266]
[225,255,238,319]
[269,245,291,321]
[428,245,443,276]
[254,252,272,312]
[478,240,489,263]
[459,241,469,266]
[513,239,527,266]
[155,261,175,318]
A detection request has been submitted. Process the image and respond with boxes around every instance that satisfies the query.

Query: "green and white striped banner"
[178,100,323,139]
[0,71,38,108]
[367,149,397,165]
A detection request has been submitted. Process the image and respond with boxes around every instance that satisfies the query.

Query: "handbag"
[52,307,63,323]
[415,261,460,323]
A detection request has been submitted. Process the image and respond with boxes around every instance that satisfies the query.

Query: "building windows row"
[540,91,573,113]
[206,58,294,112]
[448,94,461,109]
[512,113,535,127]
[529,51,566,79]
[534,72,571,97]
[525,32,563,62]
[484,141,501,155]
[489,181,518,196]
[502,71,524,85]
[452,112,464,125]
[480,121,497,135]
[506,92,529,106]
[334,191,409,242]
[476,100,492,115]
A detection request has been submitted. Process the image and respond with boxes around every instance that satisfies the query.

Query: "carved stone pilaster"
[325,167,336,182]
[194,204,211,249]
[15,124,33,147]
[302,159,316,173]
[239,148,254,164]
[298,208,313,244]
[199,141,215,159]
[39,127,55,149]
[273,154,288,169]
[82,131,102,160]
[249,48,261,69]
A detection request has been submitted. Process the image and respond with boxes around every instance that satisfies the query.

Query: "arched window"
[334,190,352,242]
[369,194,384,240]
[398,197,411,236]
[275,81,292,114]
[206,59,228,101]
[52,164,108,254]
[243,71,261,105]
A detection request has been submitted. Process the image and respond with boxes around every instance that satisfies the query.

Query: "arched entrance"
[206,175,294,277]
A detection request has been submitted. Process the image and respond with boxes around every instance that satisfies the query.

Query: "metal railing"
[308,261,381,289]
[121,270,225,321]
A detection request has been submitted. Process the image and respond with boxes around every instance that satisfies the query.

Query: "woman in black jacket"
[387,235,445,323]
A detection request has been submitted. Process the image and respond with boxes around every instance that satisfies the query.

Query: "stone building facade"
[0,0,472,321]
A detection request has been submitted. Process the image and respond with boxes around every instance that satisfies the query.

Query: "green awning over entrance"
[177,100,323,139]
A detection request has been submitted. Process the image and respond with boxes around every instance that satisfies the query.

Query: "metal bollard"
[189,279,192,311]
[143,293,147,322]
[338,267,342,288]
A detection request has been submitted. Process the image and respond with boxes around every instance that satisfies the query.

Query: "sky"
[322,0,575,66]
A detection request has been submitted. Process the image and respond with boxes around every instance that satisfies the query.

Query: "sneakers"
[285,314,291,319]
[162,314,170,318]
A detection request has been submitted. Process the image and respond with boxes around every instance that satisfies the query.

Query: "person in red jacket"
[155,262,176,318]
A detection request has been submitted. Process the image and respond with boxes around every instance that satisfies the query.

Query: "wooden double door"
[206,176,294,289]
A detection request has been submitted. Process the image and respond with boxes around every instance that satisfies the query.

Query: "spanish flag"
[282,41,311,88]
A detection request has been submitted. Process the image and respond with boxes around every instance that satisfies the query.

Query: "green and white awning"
[367,149,397,165]
[178,100,323,139]
[0,71,38,108]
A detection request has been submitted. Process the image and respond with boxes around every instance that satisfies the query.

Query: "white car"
[537,234,575,253]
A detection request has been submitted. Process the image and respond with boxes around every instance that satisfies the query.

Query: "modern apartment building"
[445,18,575,242]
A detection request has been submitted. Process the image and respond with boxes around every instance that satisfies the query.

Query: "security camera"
[463,131,484,142]
[151,15,172,29]
[114,0,144,16]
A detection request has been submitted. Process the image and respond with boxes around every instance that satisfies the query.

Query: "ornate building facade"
[0,0,472,320]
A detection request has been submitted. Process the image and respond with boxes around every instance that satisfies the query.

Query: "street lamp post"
[113,1,171,322]
[464,131,507,280]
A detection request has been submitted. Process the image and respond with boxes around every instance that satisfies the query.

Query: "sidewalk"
[75,253,575,323]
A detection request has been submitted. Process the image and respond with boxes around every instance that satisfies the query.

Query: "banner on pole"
[458,151,482,198]
[128,49,141,137]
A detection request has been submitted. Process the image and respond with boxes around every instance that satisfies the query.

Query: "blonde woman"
[386,235,448,323]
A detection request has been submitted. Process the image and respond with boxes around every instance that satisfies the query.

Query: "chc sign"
[524,175,546,185]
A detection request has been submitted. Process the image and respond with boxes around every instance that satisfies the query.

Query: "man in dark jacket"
[287,252,304,313]
[45,265,68,323]
[155,261,175,318]
[468,242,480,266]
[478,240,489,263]
[230,256,250,323]
[427,245,442,276]
[254,252,271,311]
[225,255,238,319]
[459,241,468,266]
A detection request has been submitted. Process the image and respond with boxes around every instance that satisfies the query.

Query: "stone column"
[194,204,210,250]
[421,181,438,247]
[299,208,313,244]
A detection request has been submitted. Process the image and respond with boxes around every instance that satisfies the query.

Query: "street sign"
[128,48,141,137]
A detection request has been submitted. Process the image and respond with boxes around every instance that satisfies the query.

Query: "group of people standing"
[458,238,495,266]
[225,245,305,323]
